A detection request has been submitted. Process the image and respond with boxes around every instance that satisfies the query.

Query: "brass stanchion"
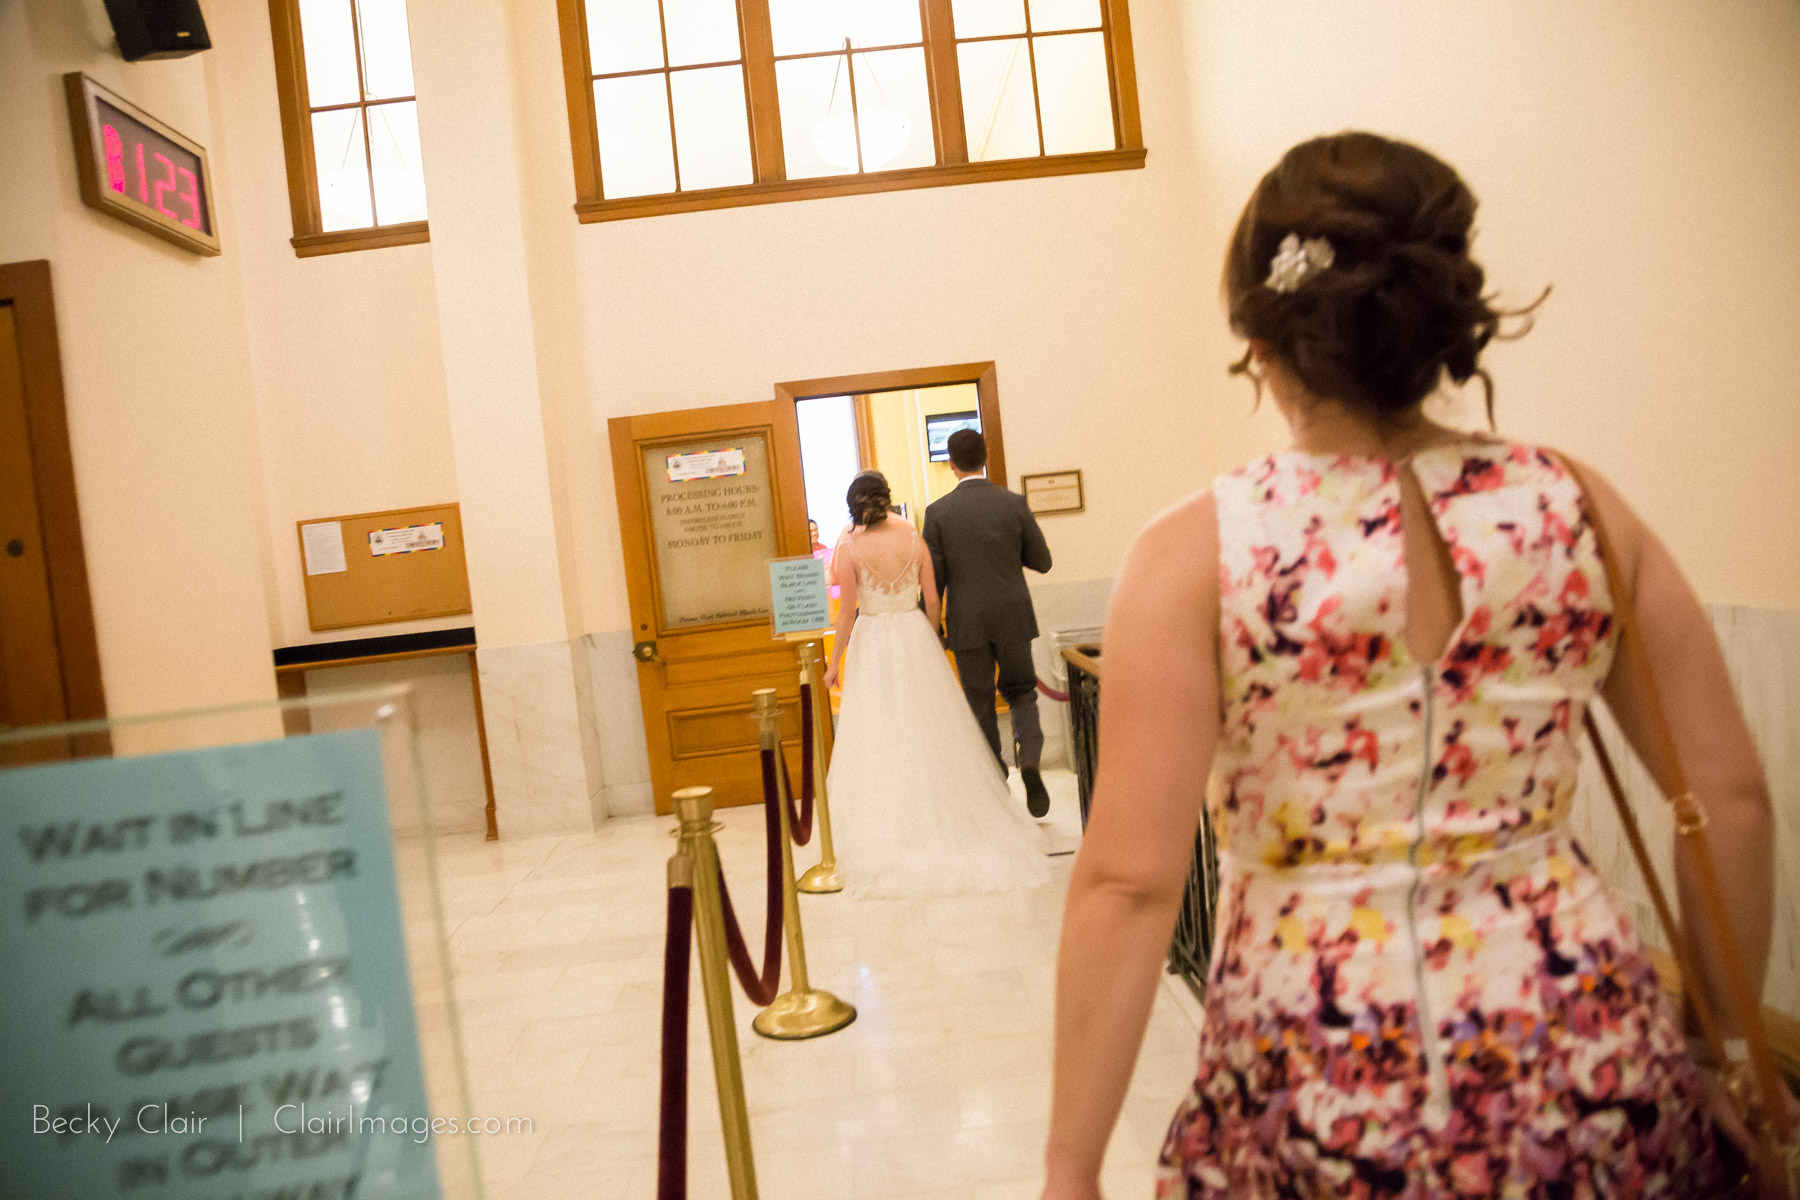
[749,689,856,1040]
[672,787,760,1199]
[794,640,844,894]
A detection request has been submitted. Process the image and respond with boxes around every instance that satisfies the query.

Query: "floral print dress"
[1157,442,1721,1198]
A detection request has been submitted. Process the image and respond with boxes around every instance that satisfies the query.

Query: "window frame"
[555,0,1145,223]
[267,0,431,257]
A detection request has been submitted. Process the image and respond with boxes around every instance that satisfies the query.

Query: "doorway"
[778,361,1008,545]
[775,362,1010,717]
[0,261,105,760]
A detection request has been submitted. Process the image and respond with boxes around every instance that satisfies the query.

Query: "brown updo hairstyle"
[846,470,892,527]
[1225,132,1540,425]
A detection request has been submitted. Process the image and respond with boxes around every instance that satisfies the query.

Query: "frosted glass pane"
[951,0,1025,39]
[356,0,415,99]
[1034,32,1112,154]
[367,101,428,223]
[851,49,934,170]
[959,40,1040,160]
[776,54,852,179]
[587,0,665,75]
[1027,0,1100,31]
[312,108,373,230]
[768,0,843,56]
[670,66,753,190]
[821,0,921,46]
[772,0,921,53]
[299,0,360,107]
[663,0,740,66]
[595,75,677,197]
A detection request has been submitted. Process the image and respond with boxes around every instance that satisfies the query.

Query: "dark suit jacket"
[923,477,1053,650]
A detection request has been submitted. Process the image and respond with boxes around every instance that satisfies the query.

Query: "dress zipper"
[1407,663,1452,1124]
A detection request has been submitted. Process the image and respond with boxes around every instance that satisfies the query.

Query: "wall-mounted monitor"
[924,411,981,462]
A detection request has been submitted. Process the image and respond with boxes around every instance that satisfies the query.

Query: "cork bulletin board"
[297,504,472,631]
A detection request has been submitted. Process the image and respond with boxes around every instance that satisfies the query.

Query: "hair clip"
[1265,232,1335,294]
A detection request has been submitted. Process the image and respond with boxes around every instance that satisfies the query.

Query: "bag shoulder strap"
[1560,453,1790,1140]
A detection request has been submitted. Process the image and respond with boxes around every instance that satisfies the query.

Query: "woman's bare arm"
[1043,491,1222,1199]
[1576,459,1775,1035]
[825,536,858,690]
[918,532,942,632]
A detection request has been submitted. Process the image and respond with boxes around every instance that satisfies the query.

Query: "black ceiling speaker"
[103,0,212,61]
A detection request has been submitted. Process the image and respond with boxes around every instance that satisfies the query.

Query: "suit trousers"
[952,638,1042,772]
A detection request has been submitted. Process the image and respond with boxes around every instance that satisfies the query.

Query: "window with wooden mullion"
[955,0,1117,161]
[588,0,755,198]
[767,0,934,179]
[269,0,430,256]
[557,0,1143,221]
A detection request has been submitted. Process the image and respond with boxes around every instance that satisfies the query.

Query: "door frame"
[609,400,811,812]
[0,260,105,725]
[772,361,1008,488]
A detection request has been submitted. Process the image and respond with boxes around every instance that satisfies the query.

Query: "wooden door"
[0,262,105,760]
[609,401,809,813]
[0,302,63,734]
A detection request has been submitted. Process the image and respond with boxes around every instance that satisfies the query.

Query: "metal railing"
[1060,644,1220,1000]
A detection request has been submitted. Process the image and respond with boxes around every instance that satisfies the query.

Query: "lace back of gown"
[843,527,922,614]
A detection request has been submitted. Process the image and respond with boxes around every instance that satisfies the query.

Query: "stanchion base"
[796,863,844,894]
[752,988,856,1040]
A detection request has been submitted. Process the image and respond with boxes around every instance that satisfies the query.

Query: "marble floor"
[422,769,1204,1199]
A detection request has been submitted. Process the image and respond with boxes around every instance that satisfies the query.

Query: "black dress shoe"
[1021,764,1050,818]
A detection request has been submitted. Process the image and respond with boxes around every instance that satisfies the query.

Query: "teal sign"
[768,555,830,636]
[0,730,441,1199]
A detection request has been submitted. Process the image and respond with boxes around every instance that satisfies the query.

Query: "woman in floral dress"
[1042,133,1780,1198]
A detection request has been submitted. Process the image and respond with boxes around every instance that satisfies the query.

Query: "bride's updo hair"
[846,471,891,527]
[1225,132,1537,423]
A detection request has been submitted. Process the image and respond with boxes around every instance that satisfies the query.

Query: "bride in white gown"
[821,471,1052,901]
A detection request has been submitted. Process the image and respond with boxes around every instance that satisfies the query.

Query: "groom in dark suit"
[924,429,1055,817]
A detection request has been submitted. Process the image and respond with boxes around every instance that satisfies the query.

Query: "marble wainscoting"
[476,640,600,836]
[577,630,656,818]
[1568,603,1800,1017]
[302,654,490,838]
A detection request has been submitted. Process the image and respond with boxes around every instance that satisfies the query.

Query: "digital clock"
[64,73,220,256]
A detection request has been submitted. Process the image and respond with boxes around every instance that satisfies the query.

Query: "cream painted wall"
[207,2,462,650]
[1,0,276,716]
[1172,0,1800,609]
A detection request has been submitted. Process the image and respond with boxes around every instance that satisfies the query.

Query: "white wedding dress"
[826,527,1052,901]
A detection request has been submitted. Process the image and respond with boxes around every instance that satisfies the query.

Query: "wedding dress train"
[825,536,1052,901]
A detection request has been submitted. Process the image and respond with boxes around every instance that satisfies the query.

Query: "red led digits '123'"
[103,124,125,193]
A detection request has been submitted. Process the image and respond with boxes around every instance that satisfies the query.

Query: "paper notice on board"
[369,522,445,556]
[301,521,348,575]
[666,448,746,482]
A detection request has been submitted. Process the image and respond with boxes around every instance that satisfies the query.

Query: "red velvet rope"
[779,755,814,847]
[1036,676,1070,703]
[711,750,786,1006]
[799,681,815,807]
[656,883,692,1200]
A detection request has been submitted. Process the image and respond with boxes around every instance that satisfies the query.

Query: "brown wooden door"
[0,302,65,734]
[609,401,809,813]
[0,262,105,760]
